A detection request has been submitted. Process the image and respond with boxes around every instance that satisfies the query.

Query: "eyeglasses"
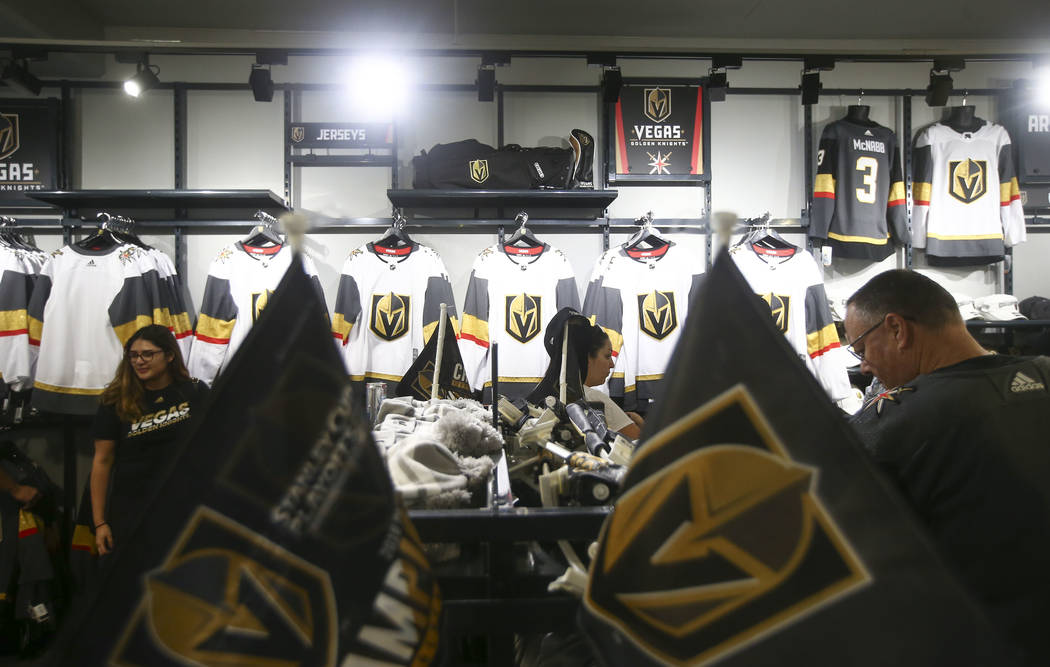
[128,349,162,362]
[844,318,885,362]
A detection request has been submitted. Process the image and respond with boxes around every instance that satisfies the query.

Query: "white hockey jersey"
[459,243,580,400]
[188,242,325,384]
[912,121,1026,261]
[583,244,704,411]
[28,244,176,415]
[0,246,42,391]
[332,242,458,394]
[729,244,851,401]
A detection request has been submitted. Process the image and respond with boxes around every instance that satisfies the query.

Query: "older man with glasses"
[845,268,1050,664]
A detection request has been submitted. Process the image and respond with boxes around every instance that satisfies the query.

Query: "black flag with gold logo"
[396,311,475,401]
[48,253,442,666]
[579,249,1020,666]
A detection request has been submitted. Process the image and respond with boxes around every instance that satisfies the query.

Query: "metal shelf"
[388,188,618,213]
[965,319,1050,330]
[27,189,289,213]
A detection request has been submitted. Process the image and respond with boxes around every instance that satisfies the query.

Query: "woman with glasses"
[87,325,210,557]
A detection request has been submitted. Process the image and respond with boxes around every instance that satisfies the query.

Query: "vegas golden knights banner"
[0,98,58,205]
[578,249,1018,666]
[48,254,442,666]
[396,311,476,401]
[609,80,710,185]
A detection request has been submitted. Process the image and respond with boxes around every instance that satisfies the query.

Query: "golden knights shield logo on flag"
[948,159,987,204]
[370,293,410,341]
[469,159,489,184]
[638,291,678,340]
[290,125,305,143]
[506,294,542,343]
[0,113,19,161]
[759,293,791,333]
[643,88,672,124]
[585,385,869,666]
[110,507,338,666]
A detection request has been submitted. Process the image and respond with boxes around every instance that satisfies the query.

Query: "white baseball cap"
[953,293,981,321]
[974,294,1027,321]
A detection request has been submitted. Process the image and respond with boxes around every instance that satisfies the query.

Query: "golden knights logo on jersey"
[370,292,410,341]
[638,291,678,340]
[251,289,275,324]
[110,507,337,666]
[0,113,19,161]
[759,293,791,333]
[506,294,542,343]
[469,159,489,184]
[643,88,672,124]
[948,159,987,204]
[585,385,869,665]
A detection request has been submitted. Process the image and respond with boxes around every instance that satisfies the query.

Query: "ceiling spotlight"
[1,60,43,97]
[602,66,623,104]
[249,65,274,102]
[707,55,742,103]
[926,57,965,107]
[124,61,160,98]
[477,65,496,102]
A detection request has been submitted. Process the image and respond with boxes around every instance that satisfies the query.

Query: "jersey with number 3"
[188,243,326,384]
[811,118,908,260]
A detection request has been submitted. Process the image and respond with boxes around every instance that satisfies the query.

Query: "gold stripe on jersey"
[913,182,932,203]
[172,311,193,338]
[602,326,625,356]
[350,371,403,383]
[813,173,836,196]
[1000,178,1020,204]
[806,323,840,358]
[0,309,28,333]
[72,524,98,554]
[331,312,354,342]
[927,232,1004,241]
[113,315,156,345]
[827,232,889,245]
[28,316,42,342]
[636,373,664,382]
[195,313,237,343]
[460,313,489,345]
[33,380,104,396]
[888,181,906,202]
[482,376,543,387]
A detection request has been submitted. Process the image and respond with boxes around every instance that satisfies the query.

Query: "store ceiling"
[3,0,1050,46]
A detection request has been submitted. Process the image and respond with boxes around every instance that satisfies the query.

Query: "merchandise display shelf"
[28,189,290,213]
[387,188,618,215]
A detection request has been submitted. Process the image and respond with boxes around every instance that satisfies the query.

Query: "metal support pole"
[903,94,914,270]
[803,102,814,252]
[497,86,504,148]
[60,83,73,189]
[174,83,187,189]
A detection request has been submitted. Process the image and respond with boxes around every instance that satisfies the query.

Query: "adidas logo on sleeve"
[1010,371,1046,393]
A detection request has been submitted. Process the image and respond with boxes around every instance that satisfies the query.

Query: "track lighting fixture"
[602,67,623,104]
[1,60,42,97]
[800,56,834,106]
[926,58,965,107]
[124,60,160,98]
[477,65,496,102]
[707,55,742,102]
[249,65,274,102]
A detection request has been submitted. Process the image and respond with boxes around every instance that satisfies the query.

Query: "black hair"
[575,323,611,379]
[847,269,961,329]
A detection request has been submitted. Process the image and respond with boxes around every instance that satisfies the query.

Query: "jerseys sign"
[0,99,58,205]
[609,79,710,184]
[288,122,394,149]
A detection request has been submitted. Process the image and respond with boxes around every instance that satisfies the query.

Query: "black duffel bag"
[413,139,574,189]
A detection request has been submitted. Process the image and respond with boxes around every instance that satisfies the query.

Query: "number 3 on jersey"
[855,156,878,204]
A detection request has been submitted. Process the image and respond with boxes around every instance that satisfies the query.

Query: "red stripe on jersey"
[373,245,413,256]
[503,244,545,256]
[194,333,230,345]
[690,87,703,174]
[813,192,835,199]
[18,527,38,539]
[615,101,629,173]
[28,338,40,346]
[173,330,192,339]
[71,543,93,552]
[888,198,906,207]
[460,333,489,348]
[0,329,28,337]
[1001,194,1021,206]
[914,199,930,206]
[809,341,841,359]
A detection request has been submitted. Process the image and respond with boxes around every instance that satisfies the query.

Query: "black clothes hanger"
[734,213,797,252]
[242,211,284,248]
[624,211,671,254]
[75,213,126,252]
[374,210,414,249]
[504,211,543,248]
[0,217,37,252]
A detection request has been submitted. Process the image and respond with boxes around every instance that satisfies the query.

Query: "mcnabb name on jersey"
[851,138,886,154]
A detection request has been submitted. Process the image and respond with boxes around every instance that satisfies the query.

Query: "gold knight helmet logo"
[251,289,275,324]
[759,293,791,333]
[638,291,678,340]
[370,292,410,341]
[0,113,19,161]
[110,507,337,666]
[290,126,305,143]
[505,294,542,343]
[643,88,672,124]
[469,159,489,184]
[584,385,869,665]
[948,158,987,204]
